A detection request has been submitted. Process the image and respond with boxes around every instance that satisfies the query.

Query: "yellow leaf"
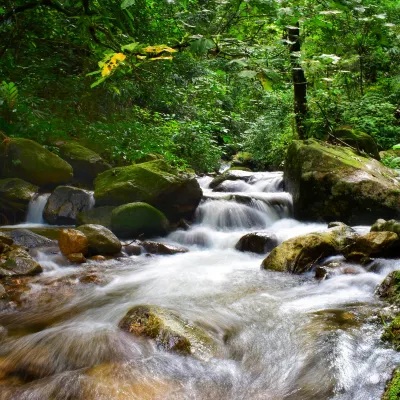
[150,56,173,60]
[143,45,177,53]
[113,53,126,61]
[137,55,147,59]
[101,65,111,77]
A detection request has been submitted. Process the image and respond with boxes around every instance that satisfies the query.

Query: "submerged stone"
[235,232,278,254]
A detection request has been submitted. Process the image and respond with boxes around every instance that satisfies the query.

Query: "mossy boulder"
[119,305,216,360]
[111,202,168,238]
[0,246,42,277]
[76,206,115,230]
[382,316,400,351]
[59,142,111,186]
[231,152,256,169]
[285,139,400,224]
[376,270,400,306]
[382,368,400,400]
[0,138,73,186]
[94,160,202,221]
[77,224,121,255]
[261,225,358,274]
[43,186,93,225]
[0,178,38,224]
[331,128,380,160]
[371,219,400,236]
[209,169,253,190]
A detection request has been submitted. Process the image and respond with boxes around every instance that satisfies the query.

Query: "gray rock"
[235,232,278,254]
[7,229,56,249]
[0,247,43,277]
[77,224,122,255]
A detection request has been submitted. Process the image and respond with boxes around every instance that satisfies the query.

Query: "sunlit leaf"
[143,45,177,53]
[238,70,258,79]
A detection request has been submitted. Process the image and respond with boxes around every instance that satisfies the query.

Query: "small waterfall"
[25,193,51,224]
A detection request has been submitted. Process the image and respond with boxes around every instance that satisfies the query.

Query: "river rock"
[261,225,358,274]
[382,316,400,350]
[67,253,86,263]
[119,305,215,360]
[330,127,380,160]
[235,232,278,254]
[371,219,400,236]
[0,178,38,224]
[0,138,73,186]
[343,231,400,260]
[111,202,169,238]
[209,169,253,190]
[7,229,56,249]
[43,186,93,225]
[59,142,111,186]
[0,284,7,299]
[94,160,202,221]
[59,229,88,256]
[285,139,400,224]
[76,206,115,229]
[0,247,43,277]
[141,241,188,255]
[0,232,13,246]
[376,270,400,306]
[77,224,121,255]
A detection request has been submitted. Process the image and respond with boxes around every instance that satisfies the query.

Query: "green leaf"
[121,0,135,9]
[121,42,140,52]
[393,144,400,149]
[90,77,107,88]
[86,71,101,76]
[238,70,258,79]
[190,38,215,55]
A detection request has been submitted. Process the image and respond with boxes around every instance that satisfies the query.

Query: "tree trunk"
[288,24,307,139]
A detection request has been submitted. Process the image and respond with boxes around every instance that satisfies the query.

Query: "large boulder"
[285,139,400,224]
[0,138,73,186]
[58,228,88,256]
[343,231,400,261]
[94,160,202,221]
[261,225,358,274]
[43,186,93,225]
[77,224,121,255]
[111,202,168,238]
[119,305,216,360]
[330,128,380,160]
[0,247,42,277]
[371,219,400,236]
[141,241,188,255]
[76,206,116,229]
[235,232,278,254]
[7,229,56,249]
[0,178,38,224]
[59,142,111,186]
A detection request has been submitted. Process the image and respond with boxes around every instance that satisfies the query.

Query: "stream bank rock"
[371,219,400,236]
[44,186,93,225]
[0,178,38,224]
[59,142,111,186]
[76,206,115,229]
[77,224,121,255]
[94,160,202,221]
[119,305,216,360]
[111,202,168,238]
[285,139,400,224]
[0,247,42,277]
[376,270,400,306]
[0,138,73,187]
[7,229,56,249]
[261,225,358,274]
[235,232,278,254]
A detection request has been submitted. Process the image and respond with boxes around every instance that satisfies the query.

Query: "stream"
[1,171,400,399]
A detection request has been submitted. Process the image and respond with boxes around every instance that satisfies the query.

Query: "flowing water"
[25,193,51,225]
[0,172,399,399]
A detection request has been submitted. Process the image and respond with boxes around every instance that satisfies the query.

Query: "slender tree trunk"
[288,23,307,139]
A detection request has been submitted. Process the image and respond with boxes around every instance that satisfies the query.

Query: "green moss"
[111,202,168,238]
[382,316,400,350]
[382,369,400,400]
[0,138,73,186]
[77,224,121,255]
[76,206,116,229]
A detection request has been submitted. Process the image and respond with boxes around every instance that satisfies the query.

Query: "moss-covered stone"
[77,224,121,255]
[119,305,216,360]
[0,138,73,186]
[209,169,253,189]
[261,225,358,273]
[382,368,400,400]
[377,271,400,306]
[284,139,400,224]
[0,246,43,277]
[371,219,400,236]
[76,206,116,229]
[94,160,202,221]
[0,178,38,224]
[59,142,111,186]
[111,202,168,238]
[331,127,380,160]
[382,316,400,351]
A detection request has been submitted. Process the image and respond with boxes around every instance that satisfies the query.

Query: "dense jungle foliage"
[1,0,400,172]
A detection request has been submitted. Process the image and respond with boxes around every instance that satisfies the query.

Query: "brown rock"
[90,255,107,262]
[141,241,189,255]
[59,229,88,256]
[67,253,86,263]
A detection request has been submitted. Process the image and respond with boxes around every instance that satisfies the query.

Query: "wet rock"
[315,262,362,280]
[0,247,42,277]
[382,368,400,400]
[371,218,400,236]
[141,241,189,255]
[67,253,86,263]
[77,224,121,255]
[0,178,38,224]
[0,232,13,246]
[285,139,400,224]
[44,186,93,225]
[343,231,400,260]
[76,206,116,230]
[123,242,142,256]
[261,226,358,274]
[382,315,400,350]
[111,202,169,238]
[119,305,216,360]
[7,229,56,249]
[209,169,253,190]
[59,228,88,256]
[59,142,111,186]
[0,284,7,299]
[94,160,202,221]
[377,270,400,306]
[89,255,107,262]
[235,232,278,254]
[0,138,73,187]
